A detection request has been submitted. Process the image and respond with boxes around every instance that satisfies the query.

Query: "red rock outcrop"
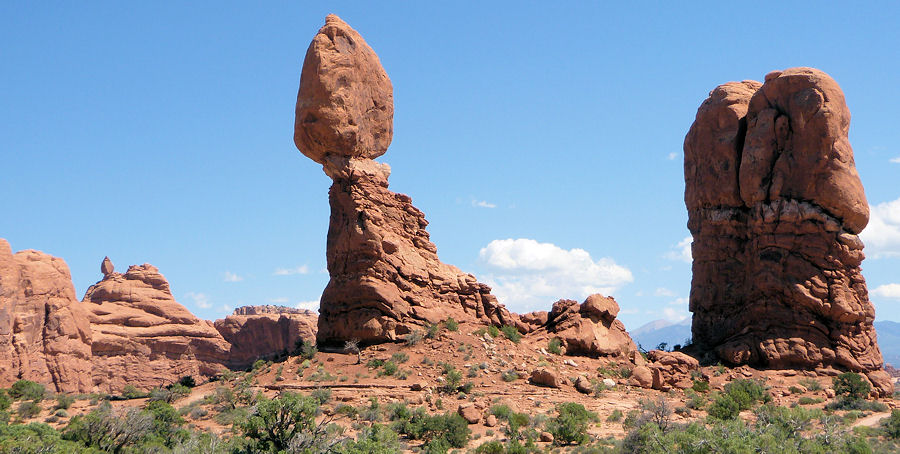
[0,239,93,392]
[294,15,515,345]
[522,294,637,358]
[82,260,230,392]
[214,306,317,366]
[685,68,891,395]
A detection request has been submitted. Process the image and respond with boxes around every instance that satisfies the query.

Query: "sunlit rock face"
[685,68,891,396]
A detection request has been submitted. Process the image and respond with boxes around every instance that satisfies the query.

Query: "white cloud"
[872,284,900,300]
[295,300,319,312]
[890,157,900,164]
[220,304,233,314]
[654,287,676,297]
[274,265,309,276]
[664,236,692,263]
[472,200,497,209]
[662,298,690,322]
[667,152,678,161]
[223,271,243,282]
[185,292,212,309]
[861,198,900,258]
[478,238,633,312]
[667,297,689,306]
[268,297,290,304]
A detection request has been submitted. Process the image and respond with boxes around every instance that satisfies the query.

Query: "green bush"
[0,390,11,411]
[487,325,500,338]
[335,423,400,454]
[546,402,598,445]
[440,364,462,394]
[501,370,520,382]
[426,323,442,339]
[883,409,900,439]
[707,393,740,420]
[299,341,318,360]
[177,376,196,388]
[833,372,870,400]
[0,422,92,453]
[405,330,424,346]
[63,402,153,452]
[798,377,822,391]
[390,352,409,364]
[500,325,521,343]
[692,379,710,393]
[444,318,459,332]
[379,361,398,377]
[9,380,45,401]
[252,359,266,371]
[394,410,470,450]
[607,409,624,422]
[240,392,330,452]
[145,400,187,447]
[723,378,770,410]
[121,385,147,399]
[490,404,513,421]
[54,394,74,410]
[475,440,505,454]
[548,338,563,355]
[797,396,824,405]
[310,387,332,405]
[16,400,42,419]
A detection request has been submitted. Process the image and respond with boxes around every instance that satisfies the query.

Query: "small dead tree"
[344,338,361,365]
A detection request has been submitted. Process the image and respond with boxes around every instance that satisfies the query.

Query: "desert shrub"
[391,352,409,364]
[361,397,381,422]
[439,364,462,394]
[468,365,480,378]
[692,379,710,393]
[685,389,707,410]
[546,402,598,445]
[444,317,459,332]
[344,339,361,364]
[487,325,500,338]
[309,367,336,382]
[501,370,520,382]
[639,397,673,431]
[335,404,359,419]
[252,359,266,372]
[883,409,900,439]
[798,396,824,405]
[177,375,196,388]
[367,358,385,369]
[475,440,505,453]
[54,394,75,410]
[16,400,42,419]
[723,378,770,410]
[385,402,412,422]
[501,325,521,343]
[707,393,741,420]
[214,406,250,427]
[9,380,45,402]
[149,384,190,404]
[799,377,823,391]
[490,404,513,421]
[833,372,870,400]
[547,338,563,355]
[145,400,188,446]
[63,402,153,452]
[0,390,11,411]
[335,423,400,454]
[240,392,328,452]
[0,422,91,453]
[607,409,624,422]
[121,385,147,400]
[394,410,470,450]
[379,360,398,377]
[825,397,888,412]
[299,341,318,360]
[310,387,332,405]
[54,409,68,418]
[426,323,442,339]
[505,412,530,440]
[405,330,424,346]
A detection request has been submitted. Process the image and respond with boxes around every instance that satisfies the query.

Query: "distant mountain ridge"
[631,318,900,369]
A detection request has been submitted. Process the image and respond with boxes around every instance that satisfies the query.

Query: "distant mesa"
[294,15,516,345]
[214,305,317,366]
[684,68,891,396]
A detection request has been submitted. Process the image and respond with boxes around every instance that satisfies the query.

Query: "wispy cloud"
[890,157,900,164]
[185,292,212,309]
[274,265,309,276]
[479,238,633,312]
[654,287,676,297]
[860,198,900,258]
[664,236,692,263]
[268,297,290,304]
[223,271,243,282]
[662,297,690,322]
[472,199,497,209]
[667,152,678,161]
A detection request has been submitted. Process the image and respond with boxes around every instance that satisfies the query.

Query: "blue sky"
[2,2,899,330]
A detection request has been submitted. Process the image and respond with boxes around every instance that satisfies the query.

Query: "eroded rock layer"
[295,15,514,344]
[521,294,637,358]
[684,68,890,395]
[0,239,93,392]
[214,306,317,366]
[83,262,230,392]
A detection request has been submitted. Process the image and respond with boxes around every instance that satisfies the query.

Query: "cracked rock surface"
[684,68,891,396]
[295,15,515,345]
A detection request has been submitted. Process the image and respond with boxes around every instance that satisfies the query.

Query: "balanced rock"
[83,262,230,392]
[214,306,317,367]
[295,15,515,345]
[685,68,890,396]
[100,256,114,276]
[0,239,93,392]
[525,295,637,358]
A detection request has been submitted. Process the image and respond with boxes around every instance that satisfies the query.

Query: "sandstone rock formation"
[294,15,515,345]
[214,305,317,366]
[684,68,891,395]
[0,239,93,392]
[646,350,699,391]
[83,261,230,392]
[522,294,637,358]
[100,256,114,276]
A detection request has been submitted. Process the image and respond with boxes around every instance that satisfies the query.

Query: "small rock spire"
[100,256,114,276]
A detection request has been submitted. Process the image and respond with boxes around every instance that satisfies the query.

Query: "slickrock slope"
[0,239,93,392]
[82,259,230,392]
[214,306,317,367]
[684,68,890,395]
[521,294,637,358]
[294,15,515,345]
